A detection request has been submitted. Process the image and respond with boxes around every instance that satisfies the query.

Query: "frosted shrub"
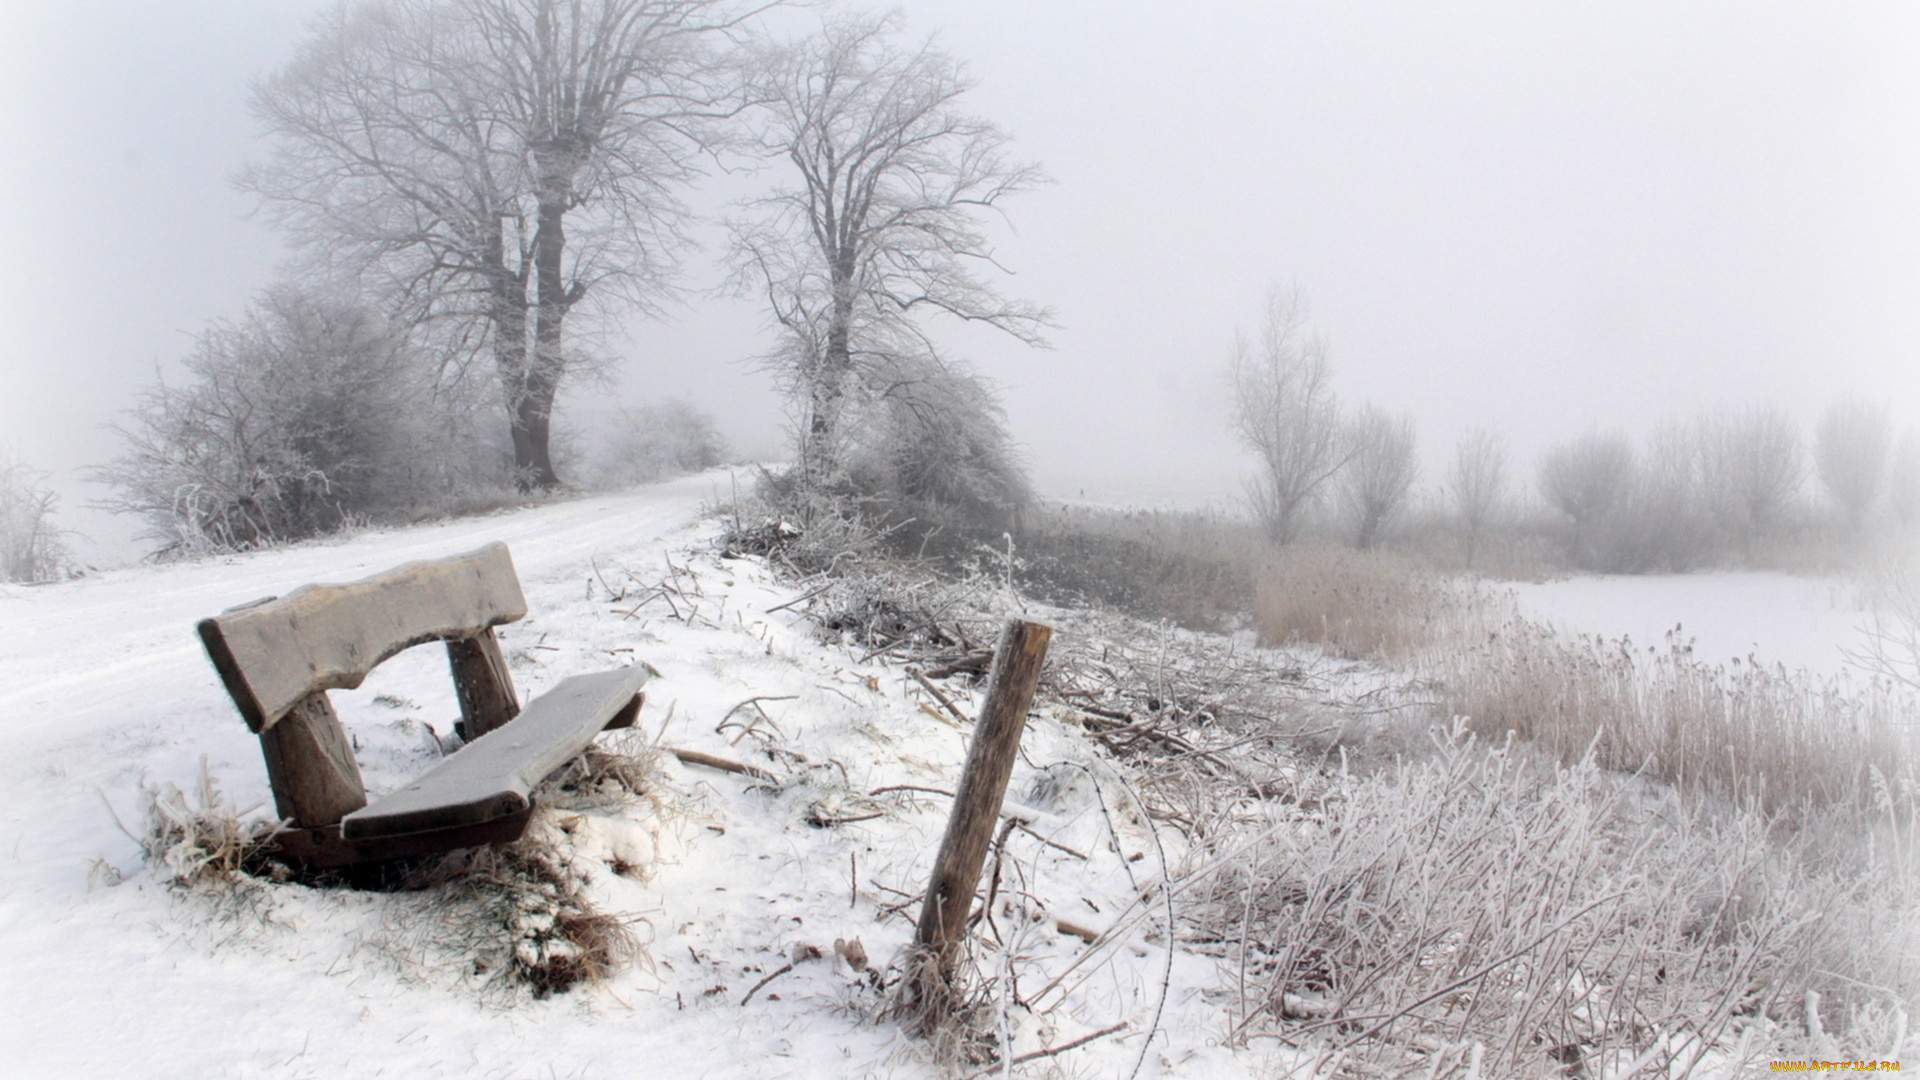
[586,399,728,489]
[0,453,68,582]
[100,288,507,555]
[1199,725,1918,1075]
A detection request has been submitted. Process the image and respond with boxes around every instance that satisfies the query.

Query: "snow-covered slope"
[0,472,1266,1079]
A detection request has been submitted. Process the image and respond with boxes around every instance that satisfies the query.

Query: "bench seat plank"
[340,665,653,841]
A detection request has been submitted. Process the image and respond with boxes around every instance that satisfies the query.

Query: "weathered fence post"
[911,618,1053,1018]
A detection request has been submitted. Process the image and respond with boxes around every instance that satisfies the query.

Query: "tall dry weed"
[1252,541,1459,660]
[135,764,285,888]
[1196,725,1918,1076]
[1431,618,1920,817]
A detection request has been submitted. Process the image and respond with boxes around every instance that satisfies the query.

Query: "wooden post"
[449,627,520,740]
[911,618,1052,1016]
[258,692,368,828]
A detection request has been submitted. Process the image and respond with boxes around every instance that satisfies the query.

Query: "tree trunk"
[487,234,536,487]
[804,255,859,490]
[522,187,570,491]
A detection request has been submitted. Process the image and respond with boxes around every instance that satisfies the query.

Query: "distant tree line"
[1228,289,1920,572]
[1523,401,1919,572]
[99,1,1043,555]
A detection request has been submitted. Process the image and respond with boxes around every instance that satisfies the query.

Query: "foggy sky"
[5,1,1918,561]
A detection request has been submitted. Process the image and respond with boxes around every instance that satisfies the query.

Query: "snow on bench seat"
[341,665,651,841]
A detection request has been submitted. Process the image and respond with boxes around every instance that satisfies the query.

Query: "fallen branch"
[956,1022,1130,1080]
[667,747,776,783]
[765,584,831,615]
[740,962,793,1006]
[924,651,993,679]
[1014,821,1090,861]
[870,783,957,799]
[909,667,972,725]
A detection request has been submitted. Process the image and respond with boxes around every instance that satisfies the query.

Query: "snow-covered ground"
[1504,571,1877,677]
[0,472,1280,1079]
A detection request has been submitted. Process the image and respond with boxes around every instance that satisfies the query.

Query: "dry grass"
[726,498,1920,1070]
[1013,503,1262,629]
[1430,617,1920,818]
[1252,541,1461,661]
[379,740,666,999]
[1193,725,1920,1077]
[1161,544,1920,1070]
[398,821,644,998]
[135,764,286,889]
[540,729,674,814]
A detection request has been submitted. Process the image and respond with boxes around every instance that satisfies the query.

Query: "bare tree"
[1628,420,1713,570]
[245,0,753,489]
[1339,405,1417,549]
[0,454,68,583]
[727,12,1049,503]
[1698,408,1802,548]
[1447,426,1506,568]
[1814,399,1891,531]
[1230,287,1348,545]
[1539,432,1634,567]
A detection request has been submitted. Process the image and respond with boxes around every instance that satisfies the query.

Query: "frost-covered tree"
[245,0,754,489]
[1814,399,1891,530]
[1339,405,1417,549]
[0,454,68,583]
[1230,287,1348,545]
[1627,420,1713,571]
[1447,427,1505,569]
[727,12,1048,514]
[1539,432,1634,567]
[1698,408,1802,548]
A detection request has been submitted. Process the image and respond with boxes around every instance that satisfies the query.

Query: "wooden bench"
[197,542,652,868]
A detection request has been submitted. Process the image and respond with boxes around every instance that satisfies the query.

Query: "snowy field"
[0,472,1277,1079]
[1504,572,1877,678]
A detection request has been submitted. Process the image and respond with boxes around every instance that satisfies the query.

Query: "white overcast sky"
[4,1,1918,557]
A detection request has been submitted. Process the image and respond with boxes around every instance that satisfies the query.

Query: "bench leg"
[449,627,520,741]
[260,692,368,828]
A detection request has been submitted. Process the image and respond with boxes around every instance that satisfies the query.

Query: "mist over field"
[2,2,1917,568]
[2,5,1918,1077]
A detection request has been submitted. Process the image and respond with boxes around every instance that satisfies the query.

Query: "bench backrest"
[198,542,528,733]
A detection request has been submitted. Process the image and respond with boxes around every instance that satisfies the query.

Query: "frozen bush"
[1699,407,1803,550]
[1337,404,1417,549]
[1816,399,1892,531]
[587,400,728,489]
[100,288,507,555]
[852,355,1030,527]
[0,453,69,582]
[1538,432,1635,569]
